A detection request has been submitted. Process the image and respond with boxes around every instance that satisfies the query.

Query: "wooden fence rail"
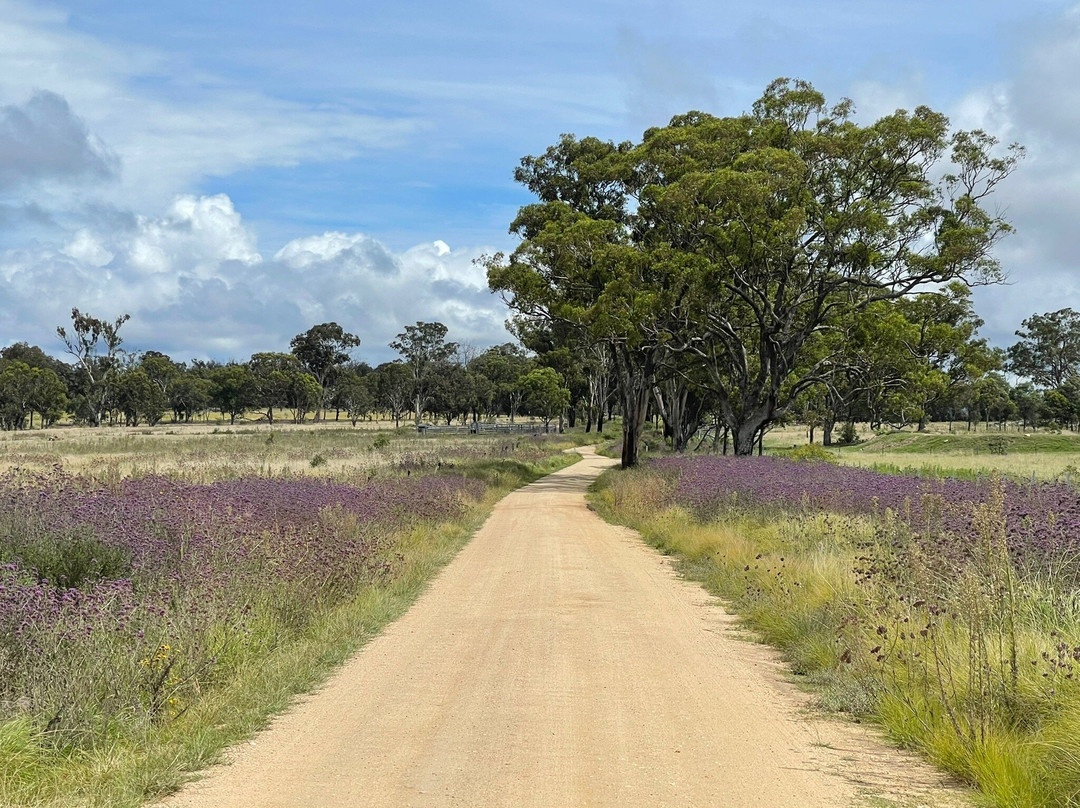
[416,422,552,436]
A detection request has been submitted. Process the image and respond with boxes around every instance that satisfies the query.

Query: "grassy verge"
[591,464,1080,808]
[0,452,576,808]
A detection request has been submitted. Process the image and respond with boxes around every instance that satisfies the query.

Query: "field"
[0,425,588,808]
[592,436,1080,808]
[761,424,1080,482]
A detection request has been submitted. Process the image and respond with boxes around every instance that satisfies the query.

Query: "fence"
[416,421,552,436]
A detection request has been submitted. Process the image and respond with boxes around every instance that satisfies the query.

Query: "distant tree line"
[13,80,1078,463]
[0,309,587,431]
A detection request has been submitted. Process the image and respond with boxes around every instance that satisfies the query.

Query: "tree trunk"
[822,419,835,447]
[729,402,774,456]
[733,421,759,456]
[613,345,657,468]
[621,386,649,467]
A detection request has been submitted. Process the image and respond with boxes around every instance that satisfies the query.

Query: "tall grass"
[592,466,1080,808]
[0,436,577,808]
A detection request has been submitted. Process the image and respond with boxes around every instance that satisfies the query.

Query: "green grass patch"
[852,431,1080,455]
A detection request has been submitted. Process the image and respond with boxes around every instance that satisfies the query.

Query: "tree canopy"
[487,78,1021,464]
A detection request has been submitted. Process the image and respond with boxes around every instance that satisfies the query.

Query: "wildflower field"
[0,426,583,807]
[593,453,1080,808]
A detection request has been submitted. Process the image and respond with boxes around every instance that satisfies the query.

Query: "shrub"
[787,444,838,464]
[837,421,860,445]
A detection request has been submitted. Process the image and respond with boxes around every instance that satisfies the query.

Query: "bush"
[4,530,132,588]
[837,421,860,445]
[788,443,839,464]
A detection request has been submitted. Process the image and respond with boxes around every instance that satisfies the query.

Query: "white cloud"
[60,229,112,267]
[0,194,508,362]
[127,195,262,279]
[954,4,1080,346]
[0,90,117,189]
[0,0,419,210]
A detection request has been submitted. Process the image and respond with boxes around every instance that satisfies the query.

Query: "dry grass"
[0,428,585,807]
[592,466,1080,808]
[0,423,588,481]
[760,423,1080,482]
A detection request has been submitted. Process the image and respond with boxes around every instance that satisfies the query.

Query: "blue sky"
[0,0,1078,363]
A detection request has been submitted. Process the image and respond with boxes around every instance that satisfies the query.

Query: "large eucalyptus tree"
[489,78,1021,462]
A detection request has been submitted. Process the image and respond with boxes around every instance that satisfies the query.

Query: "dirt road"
[164,448,962,808]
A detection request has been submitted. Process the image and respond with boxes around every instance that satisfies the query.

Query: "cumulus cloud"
[0,194,508,363]
[0,90,117,189]
[962,4,1080,347]
[0,1,419,211]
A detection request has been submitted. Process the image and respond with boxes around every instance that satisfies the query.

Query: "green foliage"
[518,367,570,426]
[290,323,360,387]
[115,367,169,426]
[208,363,256,425]
[333,370,375,425]
[390,321,458,423]
[0,361,68,430]
[0,525,131,588]
[787,443,839,464]
[55,307,129,427]
[1008,309,1080,389]
[488,78,1021,463]
[248,352,322,424]
[837,421,860,446]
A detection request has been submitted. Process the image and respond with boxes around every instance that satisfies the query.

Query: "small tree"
[519,367,570,430]
[334,371,375,426]
[390,322,458,424]
[29,366,68,428]
[290,322,360,420]
[208,364,256,425]
[169,372,212,423]
[115,367,168,426]
[0,361,35,429]
[249,352,306,424]
[56,308,129,426]
[373,361,412,428]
